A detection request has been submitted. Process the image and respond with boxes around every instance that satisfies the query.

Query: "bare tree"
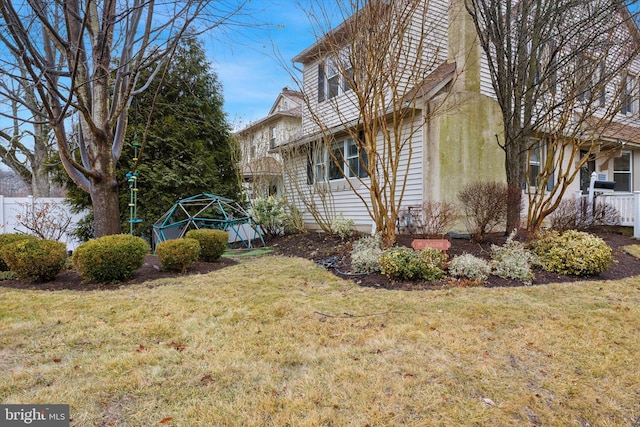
[465,0,640,232]
[0,74,56,197]
[283,0,452,244]
[0,0,247,236]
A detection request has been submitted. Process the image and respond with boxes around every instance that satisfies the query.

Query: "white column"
[634,191,640,239]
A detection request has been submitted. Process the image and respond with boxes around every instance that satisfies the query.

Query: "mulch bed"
[1,227,638,292]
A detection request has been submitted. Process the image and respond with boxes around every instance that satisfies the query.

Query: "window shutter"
[306,144,314,185]
[317,63,325,103]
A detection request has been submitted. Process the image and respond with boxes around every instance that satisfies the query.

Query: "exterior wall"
[283,116,424,232]
[298,0,450,135]
[424,90,505,230]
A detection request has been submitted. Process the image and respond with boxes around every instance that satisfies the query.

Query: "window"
[613,151,632,192]
[318,54,353,102]
[307,137,368,183]
[527,138,556,190]
[620,74,635,115]
[527,142,542,188]
[269,126,276,147]
[576,57,605,105]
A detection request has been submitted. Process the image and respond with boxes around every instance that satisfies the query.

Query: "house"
[235,87,303,200]
[275,0,640,234]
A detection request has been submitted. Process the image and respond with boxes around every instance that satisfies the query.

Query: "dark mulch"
[0,256,238,292]
[268,228,640,291]
[1,227,638,292]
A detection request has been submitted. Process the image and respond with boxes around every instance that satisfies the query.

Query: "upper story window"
[269,126,276,148]
[576,56,605,106]
[318,54,353,102]
[620,73,635,115]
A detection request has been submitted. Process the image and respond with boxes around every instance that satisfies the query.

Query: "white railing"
[578,191,640,238]
[596,193,635,226]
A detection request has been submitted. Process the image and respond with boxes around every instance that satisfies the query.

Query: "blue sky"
[204,1,322,131]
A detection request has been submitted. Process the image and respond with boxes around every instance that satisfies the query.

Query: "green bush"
[380,247,447,281]
[331,213,355,240]
[490,232,536,282]
[185,229,228,262]
[251,196,287,236]
[72,234,149,283]
[156,238,201,273]
[448,253,491,281]
[0,234,38,271]
[351,233,384,273]
[0,239,67,282]
[530,230,613,276]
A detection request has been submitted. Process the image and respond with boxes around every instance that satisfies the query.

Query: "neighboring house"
[275,0,640,232]
[235,87,303,201]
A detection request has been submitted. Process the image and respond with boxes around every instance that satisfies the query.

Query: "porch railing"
[578,192,640,238]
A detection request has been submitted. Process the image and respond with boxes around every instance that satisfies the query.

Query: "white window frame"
[321,53,353,102]
[613,151,632,192]
[620,73,635,115]
[527,139,543,188]
[311,137,368,183]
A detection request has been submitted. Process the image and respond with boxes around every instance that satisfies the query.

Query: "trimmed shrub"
[380,247,447,281]
[448,253,491,281]
[331,213,355,240]
[156,238,201,273]
[530,230,613,276]
[251,196,287,237]
[458,181,510,242]
[491,232,536,282]
[185,229,228,262]
[0,234,38,271]
[0,239,67,282]
[73,234,149,283]
[351,233,384,273]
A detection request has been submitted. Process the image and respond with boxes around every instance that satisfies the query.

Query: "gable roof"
[402,62,457,103]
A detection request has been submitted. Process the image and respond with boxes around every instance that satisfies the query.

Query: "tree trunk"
[90,174,122,237]
[504,136,526,233]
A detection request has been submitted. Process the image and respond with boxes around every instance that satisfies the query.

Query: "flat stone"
[411,239,451,252]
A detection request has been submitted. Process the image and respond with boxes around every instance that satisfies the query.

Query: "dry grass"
[623,244,640,259]
[1,256,640,426]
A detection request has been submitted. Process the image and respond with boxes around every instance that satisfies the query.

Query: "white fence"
[581,192,640,238]
[0,196,85,251]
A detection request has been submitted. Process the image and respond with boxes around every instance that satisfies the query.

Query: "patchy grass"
[1,256,640,426]
[623,244,640,259]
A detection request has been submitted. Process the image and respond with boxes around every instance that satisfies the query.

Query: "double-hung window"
[613,151,632,192]
[528,142,542,188]
[620,73,635,115]
[318,53,353,102]
[308,137,368,183]
[328,138,368,180]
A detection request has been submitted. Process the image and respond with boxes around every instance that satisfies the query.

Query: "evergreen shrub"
[0,239,67,282]
[185,229,228,262]
[380,247,446,281]
[331,213,355,240]
[448,253,491,281]
[0,234,37,271]
[490,232,536,282]
[156,238,201,273]
[351,233,384,273]
[530,230,613,276]
[73,234,149,283]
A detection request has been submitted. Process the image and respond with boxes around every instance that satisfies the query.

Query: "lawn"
[1,255,639,426]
